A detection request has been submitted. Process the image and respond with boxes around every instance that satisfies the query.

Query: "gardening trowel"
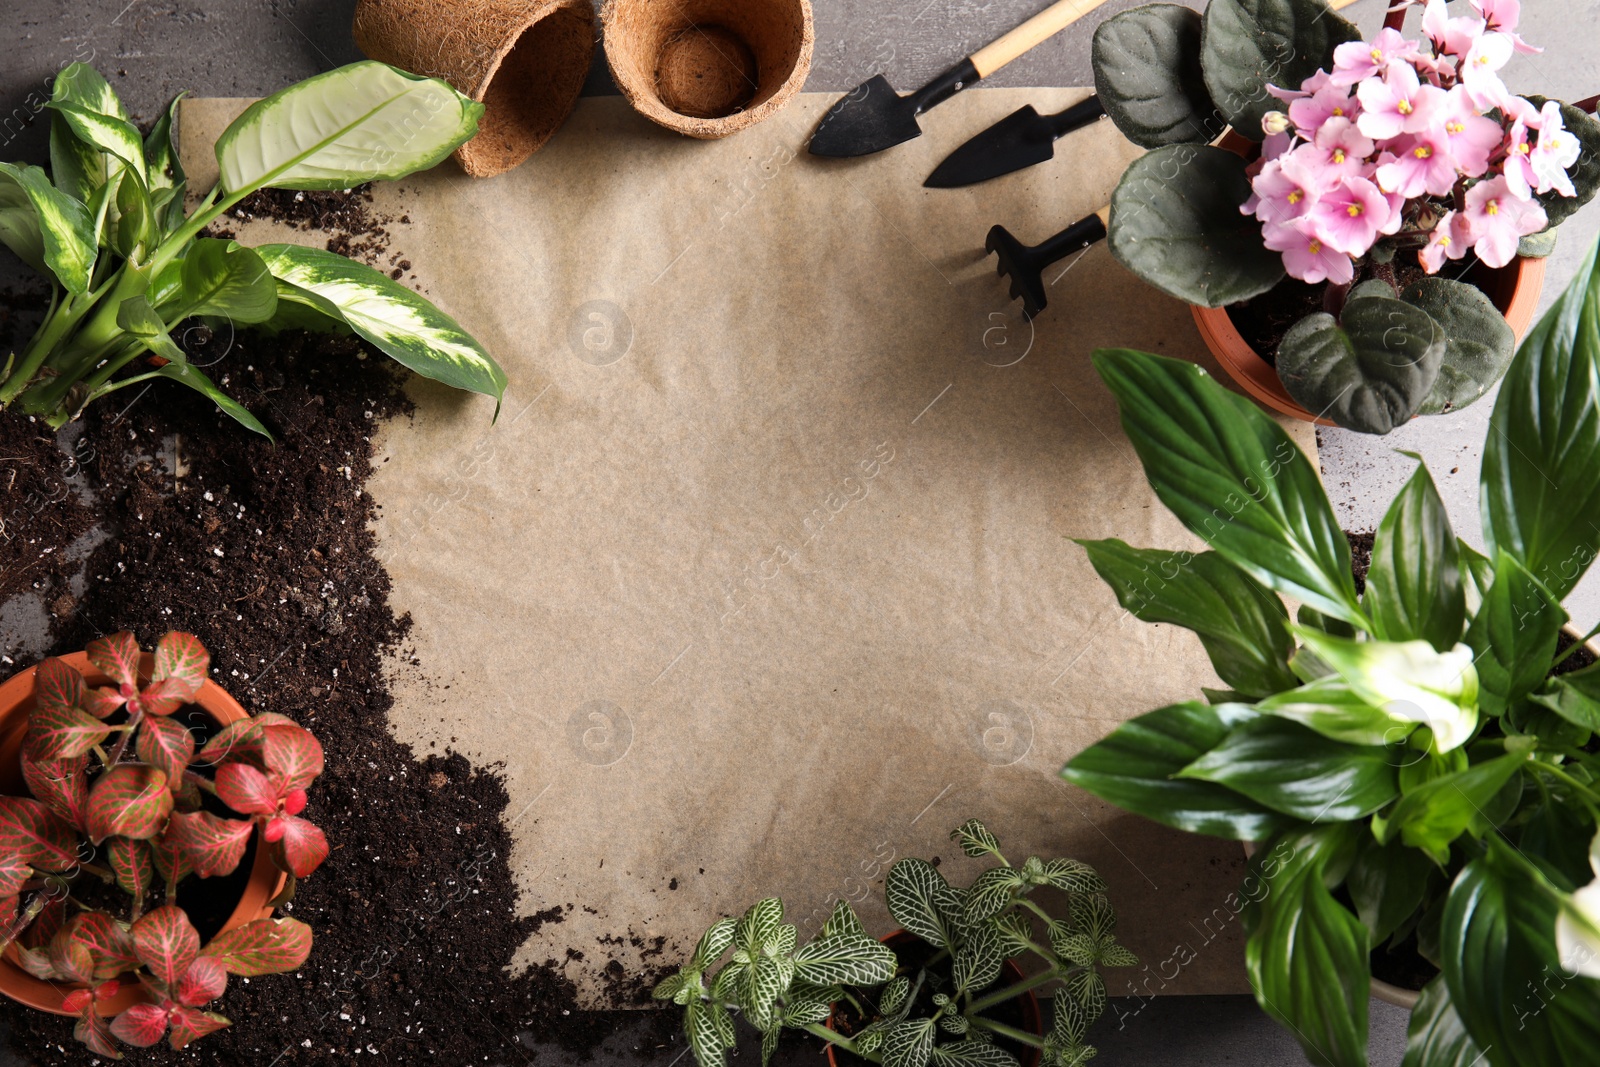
[808,0,1113,158]
[986,207,1109,319]
[924,96,1107,187]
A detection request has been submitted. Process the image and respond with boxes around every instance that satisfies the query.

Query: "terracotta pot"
[0,652,285,1017]
[1192,253,1548,425]
[824,929,1043,1067]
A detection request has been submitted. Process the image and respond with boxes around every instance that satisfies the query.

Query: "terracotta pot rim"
[0,651,285,1017]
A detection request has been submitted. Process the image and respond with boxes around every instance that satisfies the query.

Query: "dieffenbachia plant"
[0,62,505,438]
[0,631,324,1057]
[1091,0,1599,433]
[1062,239,1600,1067]
[655,820,1136,1067]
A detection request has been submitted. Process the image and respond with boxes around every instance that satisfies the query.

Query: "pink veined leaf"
[82,686,127,720]
[162,811,252,879]
[25,894,66,948]
[32,657,85,714]
[274,816,329,879]
[73,1006,123,1059]
[22,752,90,830]
[59,911,140,980]
[108,837,157,904]
[0,796,81,871]
[136,677,194,718]
[263,724,324,790]
[131,906,200,990]
[0,852,30,897]
[16,945,59,979]
[167,1005,230,1050]
[152,633,208,696]
[176,955,227,1007]
[25,702,113,762]
[85,765,173,845]
[87,632,142,691]
[136,716,197,782]
[61,988,93,1014]
[109,1002,169,1047]
[200,917,312,977]
[214,762,278,817]
[195,718,265,769]
[48,927,96,984]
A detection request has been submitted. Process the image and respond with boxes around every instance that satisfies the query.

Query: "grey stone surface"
[1,0,1595,1063]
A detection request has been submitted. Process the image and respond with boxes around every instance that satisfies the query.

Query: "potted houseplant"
[1090,0,1598,432]
[654,819,1137,1067]
[0,631,325,1057]
[0,61,506,439]
[1060,238,1600,1066]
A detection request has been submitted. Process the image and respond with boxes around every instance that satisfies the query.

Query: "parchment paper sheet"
[181,89,1317,1005]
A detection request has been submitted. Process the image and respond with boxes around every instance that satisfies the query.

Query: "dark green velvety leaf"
[1276,295,1445,434]
[1178,716,1398,821]
[1200,0,1361,141]
[1381,752,1528,864]
[1365,459,1463,651]
[1243,823,1368,1067]
[1078,538,1295,697]
[1061,702,1291,840]
[1519,228,1559,259]
[1107,146,1285,307]
[1442,841,1600,1066]
[1464,552,1565,717]
[1092,5,1220,148]
[1403,277,1516,416]
[1348,834,1432,946]
[1400,976,1484,1067]
[1092,349,1363,624]
[1481,240,1600,601]
[1526,98,1600,231]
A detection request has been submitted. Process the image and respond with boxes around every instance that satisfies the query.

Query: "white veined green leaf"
[153,361,273,441]
[939,1014,969,1035]
[145,93,186,194]
[886,859,954,948]
[951,819,1003,860]
[1048,923,1095,966]
[781,995,833,1026]
[950,922,1004,993]
[47,101,146,173]
[1070,893,1116,942]
[770,923,798,957]
[741,954,789,1029]
[650,971,689,1001]
[884,1019,937,1067]
[879,975,911,1015]
[760,1023,779,1067]
[175,239,278,324]
[0,162,95,293]
[792,933,896,986]
[1254,677,1406,747]
[52,63,131,120]
[1099,942,1138,967]
[1053,988,1086,1045]
[253,243,505,403]
[822,899,868,940]
[215,61,483,194]
[929,1040,1019,1067]
[1038,859,1104,895]
[684,998,730,1067]
[691,918,736,969]
[1291,627,1479,752]
[989,911,1033,956]
[734,899,784,953]
[964,868,1022,925]
[710,960,744,1002]
[857,1030,887,1054]
[1066,967,1106,1018]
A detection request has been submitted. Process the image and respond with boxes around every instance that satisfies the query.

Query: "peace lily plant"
[0,62,505,438]
[1062,239,1600,1067]
[1091,0,1598,433]
[656,820,1137,1067]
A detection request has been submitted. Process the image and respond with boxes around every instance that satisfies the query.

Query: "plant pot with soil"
[1062,240,1600,1067]
[1089,0,1598,433]
[654,819,1138,1067]
[0,631,327,1058]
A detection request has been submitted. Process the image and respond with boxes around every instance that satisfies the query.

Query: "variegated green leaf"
[930,1040,1019,1067]
[117,295,187,363]
[50,110,103,203]
[215,61,481,194]
[951,922,1005,993]
[255,243,505,403]
[792,933,896,986]
[887,859,956,948]
[1099,942,1138,967]
[710,959,744,1002]
[822,898,868,940]
[650,970,689,1001]
[964,867,1024,925]
[52,64,131,121]
[1049,922,1095,966]
[951,819,1003,860]
[0,162,95,293]
[1038,859,1104,895]
[691,918,736,968]
[884,1018,937,1067]
[769,923,798,957]
[47,101,145,173]
[173,239,278,324]
[735,898,784,953]
[939,1014,969,1035]
[858,1030,886,1055]
[145,93,186,194]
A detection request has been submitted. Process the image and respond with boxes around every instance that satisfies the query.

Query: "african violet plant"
[656,820,1136,1067]
[0,61,505,438]
[0,631,325,1057]
[1091,0,1599,433]
[1061,240,1600,1067]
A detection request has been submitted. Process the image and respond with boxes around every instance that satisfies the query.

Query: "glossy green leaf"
[1276,294,1444,434]
[1400,977,1484,1067]
[1079,539,1295,696]
[49,110,102,204]
[1108,146,1285,307]
[1291,628,1478,752]
[255,243,505,404]
[1381,751,1528,864]
[47,100,146,173]
[1254,678,1405,746]
[1481,240,1600,601]
[153,361,273,440]
[116,295,187,364]
[1092,349,1362,623]
[1533,661,1600,733]
[1092,5,1219,148]
[1464,552,1565,717]
[1200,0,1360,140]
[0,162,95,293]
[1178,716,1398,821]
[1403,277,1516,416]
[1458,541,1492,616]
[176,239,278,324]
[1365,460,1464,651]
[114,169,156,258]
[215,61,482,194]
[1062,702,1292,840]
[1348,834,1432,945]
[883,1018,936,1067]
[52,63,131,121]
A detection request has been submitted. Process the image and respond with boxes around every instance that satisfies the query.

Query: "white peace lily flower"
[1556,832,1600,979]
[1290,629,1480,751]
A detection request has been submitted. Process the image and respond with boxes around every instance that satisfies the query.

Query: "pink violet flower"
[1264,219,1355,284]
[1357,63,1444,140]
[1246,156,1319,226]
[1470,0,1542,53]
[1436,86,1505,176]
[1503,114,1540,199]
[1422,0,1486,56]
[1330,28,1419,87]
[1464,175,1548,266]
[1376,131,1458,197]
[1304,118,1377,188]
[1308,175,1393,255]
[1461,32,1515,110]
[1289,82,1362,137]
[1419,210,1475,273]
[1530,99,1581,197]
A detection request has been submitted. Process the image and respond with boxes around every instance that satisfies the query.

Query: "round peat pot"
[602,0,813,138]
[825,930,1044,1067]
[0,651,285,1017]
[1191,254,1547,425]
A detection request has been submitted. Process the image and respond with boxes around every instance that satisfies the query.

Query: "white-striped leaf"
[1053,988,1087,1045]
[146,94,185,194]
[0,162,95,293]
[49,65,127,203]
[175,239,278,323]
[822,898,868,940]
[1067,967,1106,1018]
[255,243,505,403]
[215,61,482,194]
[884,1019,937,1067]
[887,859,956,948]
[47,101,146,173]
[691,918,736,968]
[735,898,784,953]
[760,1023,779,1067]
[770,923,797,957]
[741,954,790,1029]
[792,933,896,986]
[52,64,131,121]
[951,923,1004,993]
[930,1040,1019,1067]
[990,911,1033,955]
[1071,893,1117,942]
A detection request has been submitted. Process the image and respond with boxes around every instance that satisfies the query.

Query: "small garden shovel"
[808,0,1114,158]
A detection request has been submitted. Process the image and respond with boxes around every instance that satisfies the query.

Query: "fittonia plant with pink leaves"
[0,632,324,1058]
[1091,0,1598,433]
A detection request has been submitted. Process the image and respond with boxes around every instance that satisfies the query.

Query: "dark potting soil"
[1345,529,1375,596]
[1370,929,1438,994]
[1553,628,1597,677]
[207,185,416,281]
[0,327,675,1065]
[0,412,95,611]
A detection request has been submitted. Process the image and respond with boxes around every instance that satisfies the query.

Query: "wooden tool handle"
[970,0,1114,78]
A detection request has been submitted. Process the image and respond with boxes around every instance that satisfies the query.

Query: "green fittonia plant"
[0,62,506,438]
[1090,0,1600,433]
[656,820,1136,1067]
[1062,239,1600,1067]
